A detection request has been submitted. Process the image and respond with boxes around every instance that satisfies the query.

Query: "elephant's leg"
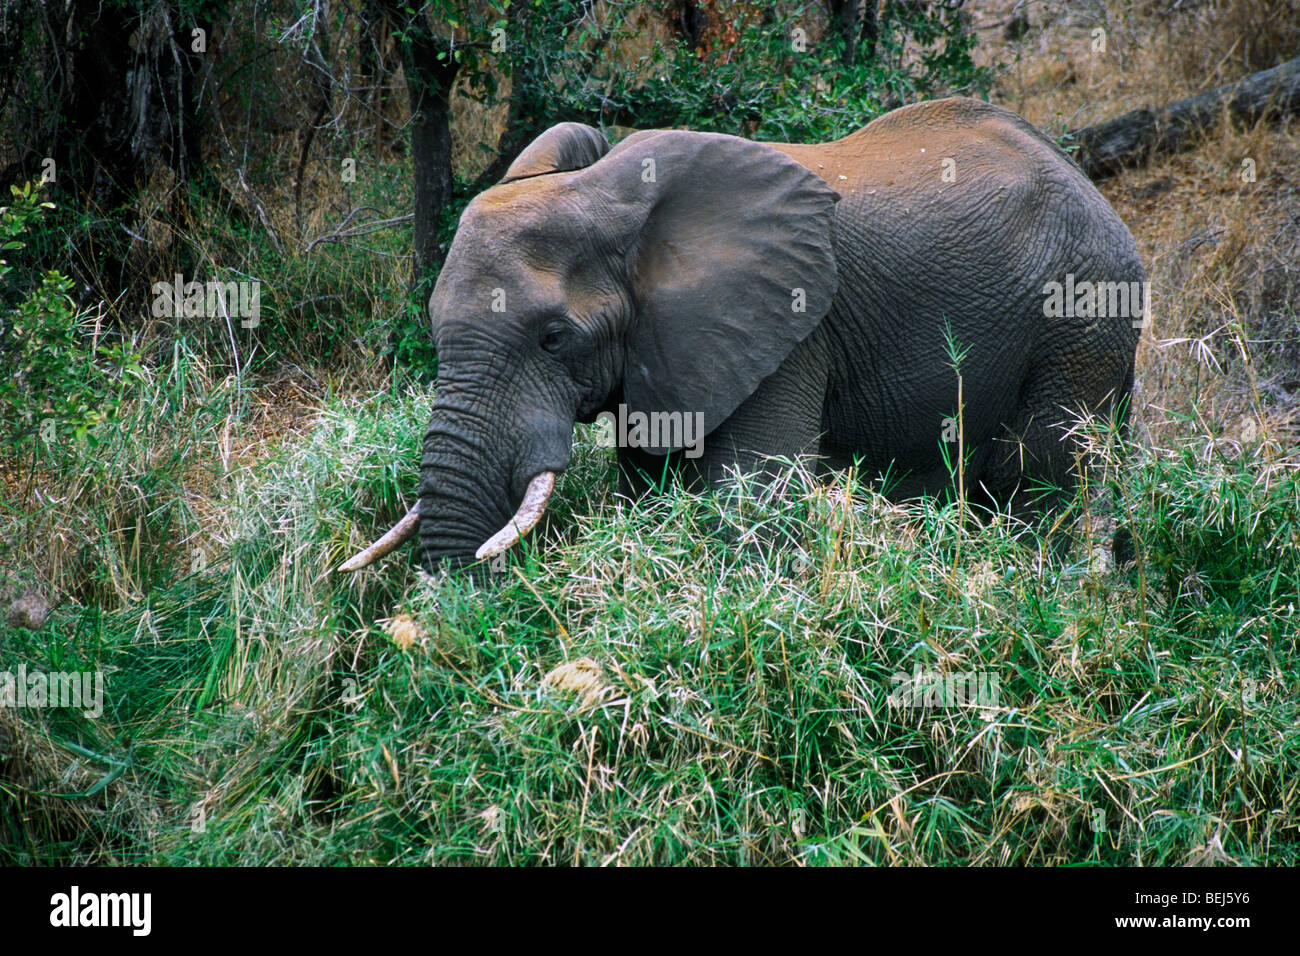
[617,444,682,498]
[977,414,1078,522]
[976,355,1129,528]
[679,342,830,565]
[686,329,833,489]
[974,372,1068,524]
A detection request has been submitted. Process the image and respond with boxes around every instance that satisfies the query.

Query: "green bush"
[496,1,995,146]
[0,184,143,460]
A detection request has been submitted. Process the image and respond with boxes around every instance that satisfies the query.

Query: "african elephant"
[340,96,1144,572]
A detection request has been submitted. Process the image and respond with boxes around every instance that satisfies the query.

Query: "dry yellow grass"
[971,0,1300,457]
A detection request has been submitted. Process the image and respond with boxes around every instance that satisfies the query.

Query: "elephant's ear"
[576,131,840,453]
[501,123,611,182]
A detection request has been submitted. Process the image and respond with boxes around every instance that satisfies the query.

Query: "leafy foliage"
[0,185,143,459]
[489,0,994,146]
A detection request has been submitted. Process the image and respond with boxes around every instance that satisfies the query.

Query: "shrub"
[0,184,143,461]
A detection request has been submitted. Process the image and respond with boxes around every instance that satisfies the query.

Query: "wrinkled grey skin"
[410,97,1143,567]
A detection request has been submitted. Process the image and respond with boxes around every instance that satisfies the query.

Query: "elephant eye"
[539,321,571,355]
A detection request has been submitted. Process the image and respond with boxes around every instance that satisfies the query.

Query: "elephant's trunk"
[336,470,555,572]
[475,471,556,559]
[338,361,573,571]
[415,370,572,568]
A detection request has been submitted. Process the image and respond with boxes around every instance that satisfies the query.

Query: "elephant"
[340,96,1144,572]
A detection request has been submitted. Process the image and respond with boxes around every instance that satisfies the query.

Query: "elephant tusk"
[337,504,421,572]
[475,471,557,560]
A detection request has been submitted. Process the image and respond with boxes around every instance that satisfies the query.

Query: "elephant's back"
[783,98,1144,484]
[771,98,1135,261]
[772,97,1082,198]
[774,96,1144,339]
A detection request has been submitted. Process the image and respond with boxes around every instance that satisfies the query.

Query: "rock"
[6,592,50,631]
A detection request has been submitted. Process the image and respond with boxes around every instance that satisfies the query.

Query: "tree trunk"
[830,0,861,67]
[860,0,880,59]
[294,0,334,235]
[357,0,398,157]
[1071,55,1300,179]
[376,0,461,290]
[677,1,707,50]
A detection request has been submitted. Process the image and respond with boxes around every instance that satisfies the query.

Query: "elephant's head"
[340,122,839,572]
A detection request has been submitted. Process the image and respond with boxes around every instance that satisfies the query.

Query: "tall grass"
[4,378,1297,864]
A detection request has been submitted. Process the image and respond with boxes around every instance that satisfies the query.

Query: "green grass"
[3,376,1298,865]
